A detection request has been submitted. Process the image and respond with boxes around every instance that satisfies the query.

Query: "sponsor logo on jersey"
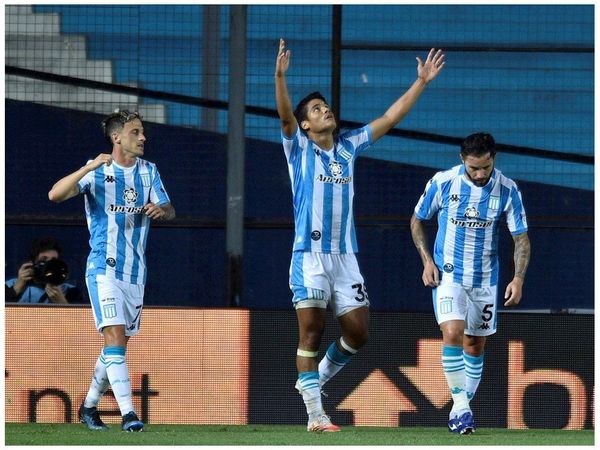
[104,175,116,183]
[450,194,459,202]
[329,160,343,177]
[123,187,139,204]
[465,207,480,219]
[478,323,490,330]
[449,217,493,228]
[101,297,116,303]
[108,204,145,214]
[443,263,454,273]
[106,257,116,267]
[311,230,322,241]
[316,174,352,184]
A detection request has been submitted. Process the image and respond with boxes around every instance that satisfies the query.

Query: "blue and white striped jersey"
[282,125,372,254]
[414,164,528,287]
[78,157,171,285]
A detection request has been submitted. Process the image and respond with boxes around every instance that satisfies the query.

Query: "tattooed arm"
[410,214,440,287]
[504,232,531,306]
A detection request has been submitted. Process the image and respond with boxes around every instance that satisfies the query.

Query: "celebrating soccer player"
[410,132,531,434]
[48,110,175,432]
[275,38,445,432]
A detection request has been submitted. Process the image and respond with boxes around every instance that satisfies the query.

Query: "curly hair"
[460,132,496,158]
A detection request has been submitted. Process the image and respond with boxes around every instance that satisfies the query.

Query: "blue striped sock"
[297,371,323,417]
[464,352,484,401]
[318,341,353,386]
[442,345,469,416]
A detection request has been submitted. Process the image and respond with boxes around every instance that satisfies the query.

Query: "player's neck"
[112,148,137,167]
[309,132,334,152]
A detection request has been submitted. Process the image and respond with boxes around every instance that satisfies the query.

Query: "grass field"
[5,423,594,446]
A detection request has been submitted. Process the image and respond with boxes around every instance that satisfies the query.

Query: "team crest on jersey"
[329,160,343,177]
[489,195,500,210]
[464,207,480,219]
[140,173,151,187]
[123,188,139,204]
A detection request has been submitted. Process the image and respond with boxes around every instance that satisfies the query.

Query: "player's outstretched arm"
[275,38,297,138]
[48,153,113,203]
[410,214,439,287]
[369,48,445,143]
[504,232,530,306]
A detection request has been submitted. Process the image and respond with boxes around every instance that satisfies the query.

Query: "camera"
[33,259,69,285]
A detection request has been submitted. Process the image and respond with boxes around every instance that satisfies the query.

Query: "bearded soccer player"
[410,132,530,434]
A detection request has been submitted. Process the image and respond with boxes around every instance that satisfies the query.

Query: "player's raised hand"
[416,48,445,84]
[275,38,291,77]
[88,153,113,170]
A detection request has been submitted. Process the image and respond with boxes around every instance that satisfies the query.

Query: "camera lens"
[36,259,69,285]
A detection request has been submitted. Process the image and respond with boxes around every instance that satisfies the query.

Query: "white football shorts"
[86,274,144,337]
[289,251,370,317]
[433,280,497,337]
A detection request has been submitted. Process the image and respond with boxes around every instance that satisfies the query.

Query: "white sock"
[83,350,110,408]
[318,338,356,387]
[297,371,323,418]
[442,345,470,418]
[103,346,134,415]
[464,352,484,401]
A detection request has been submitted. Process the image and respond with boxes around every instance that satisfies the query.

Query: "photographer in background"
[5,237,83,304]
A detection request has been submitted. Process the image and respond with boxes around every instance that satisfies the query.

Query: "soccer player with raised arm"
[410,132,531,434]
[48,110,175,432]
[275,38,445,432]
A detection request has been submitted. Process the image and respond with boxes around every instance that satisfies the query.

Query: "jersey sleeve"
[281,127,307,164]
[149,166,171,206]
[77,160,95,194]
[504,182,528,235]
[414,175,441,220]
[339,125,372,159]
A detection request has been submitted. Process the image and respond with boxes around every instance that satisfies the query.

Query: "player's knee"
[344,329,369,350]
[441,327,464,345]
[300,326,324,349]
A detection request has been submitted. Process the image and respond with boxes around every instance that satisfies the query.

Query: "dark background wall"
[5,100,593,311]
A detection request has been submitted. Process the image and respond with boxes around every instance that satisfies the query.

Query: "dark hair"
[294,91,328,134]
[460,132,496,158]
[28,237,63,262]
[100,110,142,145]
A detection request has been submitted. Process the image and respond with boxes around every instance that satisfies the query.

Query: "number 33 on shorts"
[352,283,369,302]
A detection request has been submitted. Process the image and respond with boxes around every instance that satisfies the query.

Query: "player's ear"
[300,120,310,131]
[112,132,120,144]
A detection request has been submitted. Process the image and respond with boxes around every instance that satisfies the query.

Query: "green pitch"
[5,423,594,446]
